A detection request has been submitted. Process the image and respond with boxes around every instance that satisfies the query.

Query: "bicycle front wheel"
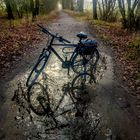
[26,56,48,87]
[71,73,96,100]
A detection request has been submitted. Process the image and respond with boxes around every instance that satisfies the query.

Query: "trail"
[0,12,139,140]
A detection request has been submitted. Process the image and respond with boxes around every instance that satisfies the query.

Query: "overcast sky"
[85,0,92,2]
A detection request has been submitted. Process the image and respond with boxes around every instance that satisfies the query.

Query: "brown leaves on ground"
[0,23,42,74]
[93,21,140,95]
[0,11,58,76]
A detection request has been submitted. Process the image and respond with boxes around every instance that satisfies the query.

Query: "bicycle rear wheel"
[71,49,99,74]
[71,73,96,100]
[26,55,49,87]
[86,48,99,69]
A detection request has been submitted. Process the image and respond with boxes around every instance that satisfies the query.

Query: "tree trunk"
[135,1,140,30]
[118,0,127,28]
[62,0,73,10]
[118,0,140,30]
[4,0,14,20]
[78,0,84,12]
[92,0,97,19]
[70,0,74,10]
[30,0,36,21]
[62,0,66,9]
[35,0,39,15]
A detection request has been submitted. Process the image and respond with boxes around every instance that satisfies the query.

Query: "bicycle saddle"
[77,32,87,40]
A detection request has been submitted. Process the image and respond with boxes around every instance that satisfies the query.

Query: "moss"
[130,37,140,49]
[127,37,140,61]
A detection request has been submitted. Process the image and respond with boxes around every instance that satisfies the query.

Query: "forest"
[0,0,140,140]
[62,0,140,30]
[1,0,139,29]
[0,0,58,21]
[0,0,139,91]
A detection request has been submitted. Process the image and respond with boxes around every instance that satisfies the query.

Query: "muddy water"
[0,12,140,140]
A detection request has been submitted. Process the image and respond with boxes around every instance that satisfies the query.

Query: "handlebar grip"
[37,24,47,32]
[37,24,42,28]
[37,24,71,43]
[37,24,52,36]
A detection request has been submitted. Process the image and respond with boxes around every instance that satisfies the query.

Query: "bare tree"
[62,0,74,10]
[118,0,140,30]
[4,0,14,19]
[93,0,97,19]
[35,0,39,15]
[98,0,117,21]
[135,0,140,30]
[77,0,84,12]
[70,0,74,10]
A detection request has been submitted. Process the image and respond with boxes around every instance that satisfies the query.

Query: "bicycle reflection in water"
[12,71,100,139]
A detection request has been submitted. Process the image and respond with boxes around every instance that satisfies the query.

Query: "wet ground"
[0,12,140,140]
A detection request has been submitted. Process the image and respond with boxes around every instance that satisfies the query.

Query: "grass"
[127,37,140,63]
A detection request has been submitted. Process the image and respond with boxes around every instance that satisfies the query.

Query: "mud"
[0,12,140,140]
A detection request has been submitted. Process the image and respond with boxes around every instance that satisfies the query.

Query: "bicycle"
[26,24,99,87]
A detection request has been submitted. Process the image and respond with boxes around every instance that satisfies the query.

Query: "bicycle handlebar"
[37,24,71,44]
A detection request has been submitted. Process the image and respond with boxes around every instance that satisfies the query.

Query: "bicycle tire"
[26,56,48,87]
[87,48,99,67]
[71,48,99,74]
[27,82,50,116]
[71,73,96,100]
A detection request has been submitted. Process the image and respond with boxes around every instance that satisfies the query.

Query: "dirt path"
[0,12,140,140]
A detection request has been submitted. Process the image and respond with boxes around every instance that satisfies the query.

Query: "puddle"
[12,48,107,139]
